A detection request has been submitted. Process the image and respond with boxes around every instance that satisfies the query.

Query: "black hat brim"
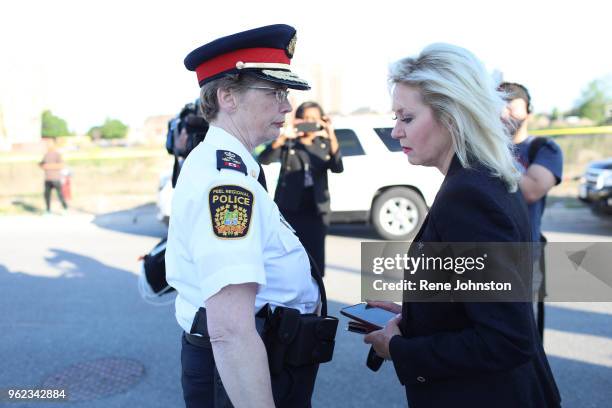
[246,69,310,91]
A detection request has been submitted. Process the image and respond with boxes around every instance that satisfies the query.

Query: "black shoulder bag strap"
[256,161,328,317]
[527,136,548,342]
[527,136,548,164]
[171,155,181,188]
[305,251,329,317]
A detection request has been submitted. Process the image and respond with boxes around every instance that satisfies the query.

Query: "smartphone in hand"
[347,321,372,334]
[341,303,397,333]
[295,122,322,133]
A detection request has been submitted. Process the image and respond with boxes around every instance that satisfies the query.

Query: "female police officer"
[165,25,324,408]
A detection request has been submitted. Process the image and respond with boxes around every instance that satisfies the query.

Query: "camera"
[166,100,210,188]
[182,113,209,156]
[166,100,209,158]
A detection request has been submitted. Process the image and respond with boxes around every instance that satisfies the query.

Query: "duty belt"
[185,311,267,348]
[187,252,338,370]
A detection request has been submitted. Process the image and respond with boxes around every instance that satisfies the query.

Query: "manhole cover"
[42,357,145,402]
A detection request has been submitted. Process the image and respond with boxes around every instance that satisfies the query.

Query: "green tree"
[87,126,102,140]
[41,110,70,137]
[550,107,560,121]
[97,118,129,139]
[576,78,612,124]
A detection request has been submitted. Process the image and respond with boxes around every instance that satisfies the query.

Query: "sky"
[1,0,611,134]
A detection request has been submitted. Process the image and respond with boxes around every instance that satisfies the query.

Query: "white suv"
[157,116,444,240]
[259,116,444,240]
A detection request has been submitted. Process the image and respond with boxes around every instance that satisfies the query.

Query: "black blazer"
[258,137,343,225]
[388,155,561,408]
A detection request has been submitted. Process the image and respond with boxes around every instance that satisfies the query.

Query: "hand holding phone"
[280,122,298,140]
[295,122,322,134]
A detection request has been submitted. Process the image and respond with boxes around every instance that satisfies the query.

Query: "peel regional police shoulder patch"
[209,185,254,239]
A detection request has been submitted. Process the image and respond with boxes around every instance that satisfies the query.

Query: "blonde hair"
[388,43,520,192]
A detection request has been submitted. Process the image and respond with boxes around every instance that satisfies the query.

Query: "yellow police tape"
[530,126,612,137]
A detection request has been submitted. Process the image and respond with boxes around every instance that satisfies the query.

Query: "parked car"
[578,158,612,215]
[259,116,444,240]
[157,116,444,240]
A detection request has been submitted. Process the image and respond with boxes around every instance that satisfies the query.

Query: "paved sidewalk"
[0,205,611,407]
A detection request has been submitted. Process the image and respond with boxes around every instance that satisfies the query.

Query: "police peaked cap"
[184,24,310,91]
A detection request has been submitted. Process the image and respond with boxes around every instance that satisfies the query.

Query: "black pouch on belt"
[265,305,338,375]
[284,313,338,367]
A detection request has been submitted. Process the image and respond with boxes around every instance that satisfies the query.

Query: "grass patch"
[553,134,612,172]
[0,197,45,215]
[1,136,610,216]
[0,151,173,215]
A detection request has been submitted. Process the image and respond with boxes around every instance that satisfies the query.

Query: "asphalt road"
[0,204,611,407]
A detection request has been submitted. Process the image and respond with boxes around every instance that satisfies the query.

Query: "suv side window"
[336,129,365,156]
[374,128,401,152]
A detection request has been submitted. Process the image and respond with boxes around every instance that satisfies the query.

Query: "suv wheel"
[371,188,427,240]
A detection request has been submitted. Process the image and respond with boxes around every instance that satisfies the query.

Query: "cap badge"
[286,34,297,58]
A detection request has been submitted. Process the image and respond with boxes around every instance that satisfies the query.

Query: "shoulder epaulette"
[216,150,247,176]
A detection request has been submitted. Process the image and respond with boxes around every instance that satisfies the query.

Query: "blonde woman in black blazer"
[364,43,561,408]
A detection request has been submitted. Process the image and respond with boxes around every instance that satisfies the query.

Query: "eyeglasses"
[245,86,290,104]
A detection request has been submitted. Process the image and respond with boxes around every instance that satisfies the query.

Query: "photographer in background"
[139,101,209,299]
[258,101,343,277]
[166,100,210,187]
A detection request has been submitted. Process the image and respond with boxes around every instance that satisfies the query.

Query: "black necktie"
[257,163,268,191]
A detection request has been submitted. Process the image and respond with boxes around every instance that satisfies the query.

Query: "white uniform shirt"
[165,125,320,334]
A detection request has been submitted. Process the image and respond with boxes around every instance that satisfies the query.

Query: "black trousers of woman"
[282,211,327,277]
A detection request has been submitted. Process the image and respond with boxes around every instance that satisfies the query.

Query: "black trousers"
[181,334,216,408]
[282,211,327,277]
[181,333,318,408]
[44,180,67,211]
